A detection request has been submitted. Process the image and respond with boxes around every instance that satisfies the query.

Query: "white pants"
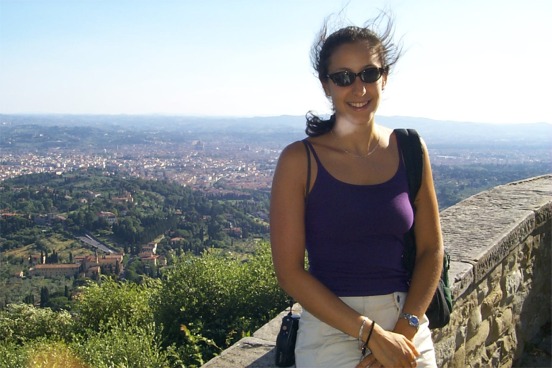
[295,292,437,368]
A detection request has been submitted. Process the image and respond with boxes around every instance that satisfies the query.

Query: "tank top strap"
[302,139,324,168]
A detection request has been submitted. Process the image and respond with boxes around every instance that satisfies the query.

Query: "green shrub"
[0,303,74,344]
[73,322,180,368]
[73,277,159,333]
[0,341,27,368]
[0,339,88,368]
[26,340,87,368]
[0,244,286,367]
[154,243,287,364]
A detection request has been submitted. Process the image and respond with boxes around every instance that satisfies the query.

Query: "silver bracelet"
[358,318,368,350]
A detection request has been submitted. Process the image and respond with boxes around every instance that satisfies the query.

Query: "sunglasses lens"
[331,71,355,87]
[360,68,382,83]
[329,68,383,86]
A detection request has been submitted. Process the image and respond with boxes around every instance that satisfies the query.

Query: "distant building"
[98,211,117,225]
[29,253,46,265]
[192,140,204,150]
[112,191,133,203]
[142,242,157,254]
[28,253,124,278]
[139,242,166,267]
[225,227,243,238]
[170,237,186,245]
[140,254,159,267]
[28,264,81,278]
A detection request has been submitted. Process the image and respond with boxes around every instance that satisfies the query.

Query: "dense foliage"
[0,244,287,367]
[0,168,269,252]
[432,162,551,209]
[0,169,270,306]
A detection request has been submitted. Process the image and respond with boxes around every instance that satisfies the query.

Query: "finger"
[355,355,376,368]
[406,354,418,367]
[405,338,420,356]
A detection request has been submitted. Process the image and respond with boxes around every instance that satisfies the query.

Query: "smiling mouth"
[348,101,370,108]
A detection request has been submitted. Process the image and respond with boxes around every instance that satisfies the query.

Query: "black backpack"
[395,128,453,329]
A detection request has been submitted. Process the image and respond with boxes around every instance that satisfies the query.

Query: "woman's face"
[323,41,387,125]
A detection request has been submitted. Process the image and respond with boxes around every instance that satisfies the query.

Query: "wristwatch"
[400,313,420,330]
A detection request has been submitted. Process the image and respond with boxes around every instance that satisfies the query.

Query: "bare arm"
[393,138,444,339]
[270,141,363,337]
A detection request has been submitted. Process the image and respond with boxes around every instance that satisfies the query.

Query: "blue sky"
[0,0,550,124]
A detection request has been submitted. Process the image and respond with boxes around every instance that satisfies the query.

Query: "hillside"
[0,168,270,303]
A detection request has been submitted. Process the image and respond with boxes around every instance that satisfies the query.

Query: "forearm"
[277,268,365,340]
[395,246,443,339]
[408,248,442,313]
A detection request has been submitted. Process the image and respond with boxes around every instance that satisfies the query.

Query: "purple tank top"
[304,139,413,296]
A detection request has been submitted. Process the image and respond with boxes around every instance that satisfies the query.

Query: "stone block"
[253,307,293,342]
[481,289,503,320]
[452,344,466,368]
[202,336,277,368]
[434,334,456,367]
[485,341,501,367]
[466,320,490,359]
[489,308,513,343]
[467,307,483,339]
[499,333,517,365]
[449,261,473,300]
[504,269,522,299]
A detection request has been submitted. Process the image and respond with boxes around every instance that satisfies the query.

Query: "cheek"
[371,83,384,95]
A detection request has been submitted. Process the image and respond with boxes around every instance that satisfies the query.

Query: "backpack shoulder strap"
[394,129,424,204]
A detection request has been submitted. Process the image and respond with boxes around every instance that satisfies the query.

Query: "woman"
[270,14,443,368]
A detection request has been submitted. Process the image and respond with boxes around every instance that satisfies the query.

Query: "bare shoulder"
[376,125,395,147]
[378,125,394,136]
[277,140,309,166]
[272,140,310,198]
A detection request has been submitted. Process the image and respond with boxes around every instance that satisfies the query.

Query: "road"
[77,234,116,254]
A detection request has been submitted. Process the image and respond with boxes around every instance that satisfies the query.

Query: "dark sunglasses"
[326,67,386,87]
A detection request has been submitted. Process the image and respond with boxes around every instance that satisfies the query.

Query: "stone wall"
[434,175,551,367]
[203,175,552,367]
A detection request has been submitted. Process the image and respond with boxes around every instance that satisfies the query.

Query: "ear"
[321,80,331,97]
[381,74,388,90]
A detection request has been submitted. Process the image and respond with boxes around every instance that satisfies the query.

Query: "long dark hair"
[306,12,403,137]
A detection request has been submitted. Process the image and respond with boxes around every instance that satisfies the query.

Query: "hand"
[356,353,382,368]
[358,324,419,368]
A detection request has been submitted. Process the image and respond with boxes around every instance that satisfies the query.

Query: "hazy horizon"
[1,112,550,126]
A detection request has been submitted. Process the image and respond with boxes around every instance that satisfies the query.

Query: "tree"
[23,294,35,305]
[154,243,287,364]
[39,287,49,308]
[73,277,158,332]
[0,303,73,344]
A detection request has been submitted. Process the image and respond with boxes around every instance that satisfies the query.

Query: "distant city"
[1,114,551,196]
[0,134,277,192]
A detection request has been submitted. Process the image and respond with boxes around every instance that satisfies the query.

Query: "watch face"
[402,313,419,328]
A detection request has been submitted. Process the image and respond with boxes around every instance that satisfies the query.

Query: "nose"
[351,77,366,96]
